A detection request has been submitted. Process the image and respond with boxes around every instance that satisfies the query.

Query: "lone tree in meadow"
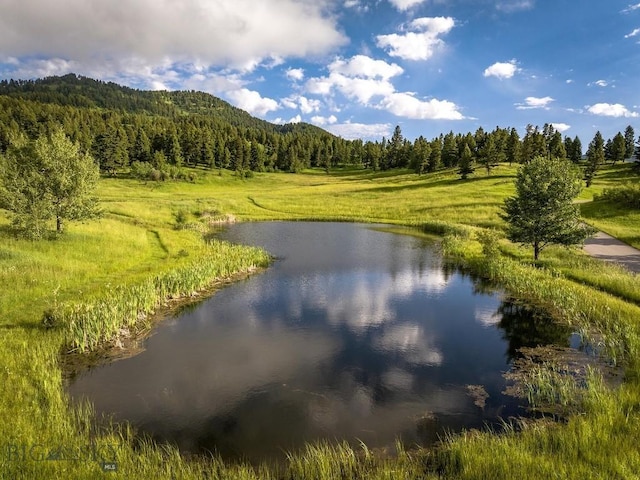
[501,156,594,260]
[0,128,100,238]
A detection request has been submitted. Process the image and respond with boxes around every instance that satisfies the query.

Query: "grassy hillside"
[1,163,640,479]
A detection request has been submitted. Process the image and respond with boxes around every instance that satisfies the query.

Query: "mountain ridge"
[0,73,331,137]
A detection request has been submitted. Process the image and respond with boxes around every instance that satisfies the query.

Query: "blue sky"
[1,0,639,143]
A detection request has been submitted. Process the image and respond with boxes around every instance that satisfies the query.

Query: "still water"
[68,222,570,462]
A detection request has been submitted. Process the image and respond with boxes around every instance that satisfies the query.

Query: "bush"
[597,183,640,209]
[130,161,197,183]
[130,161,152,179]
[173,209,189,229]
[476,229,501,258]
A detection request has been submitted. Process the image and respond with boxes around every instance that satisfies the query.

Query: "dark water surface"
[67,222,571,462]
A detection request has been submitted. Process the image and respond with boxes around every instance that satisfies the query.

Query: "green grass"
[2,162,640,479]
[577,163,640,249]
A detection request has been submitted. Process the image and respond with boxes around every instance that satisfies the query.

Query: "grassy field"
[1,162,640,479]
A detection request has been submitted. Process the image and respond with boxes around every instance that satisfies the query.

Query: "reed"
[56,240,270,352]
[3,162,640,479]
[442,228,640,368]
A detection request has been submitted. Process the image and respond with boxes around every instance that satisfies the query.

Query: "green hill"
[0,74,352,173]
[0,73,330,135]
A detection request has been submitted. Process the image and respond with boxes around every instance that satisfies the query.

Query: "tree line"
[0,95,353,177]
[370,123,638,181]
[0,75,638,182]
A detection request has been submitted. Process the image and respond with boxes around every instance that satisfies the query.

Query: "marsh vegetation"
[1,159,640,478]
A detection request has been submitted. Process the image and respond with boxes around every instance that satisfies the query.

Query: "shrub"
[173,209,189,229]
[476,229,501,258]
[597,183,640,209]
[130,161,152,179]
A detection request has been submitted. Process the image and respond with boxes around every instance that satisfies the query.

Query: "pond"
[67,222,572,463]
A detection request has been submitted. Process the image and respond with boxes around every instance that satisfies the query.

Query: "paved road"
[584,231,640,274]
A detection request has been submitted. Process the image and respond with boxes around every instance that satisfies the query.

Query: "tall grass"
[56,241,270,352]
[442,230,640,368]
[3,163,640,479]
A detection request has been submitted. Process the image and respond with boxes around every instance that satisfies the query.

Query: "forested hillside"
[0,74,351,174]
[0,74,637,178]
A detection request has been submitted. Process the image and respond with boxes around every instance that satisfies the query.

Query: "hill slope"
[0,73,328,135]
[0,74,353,173]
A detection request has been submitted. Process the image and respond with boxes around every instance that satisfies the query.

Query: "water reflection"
[497,301,573,361]
[68,222,570,463]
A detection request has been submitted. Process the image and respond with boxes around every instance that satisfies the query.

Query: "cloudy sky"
[1,0,639,142]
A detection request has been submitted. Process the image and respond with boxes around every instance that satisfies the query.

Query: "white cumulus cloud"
[344,0,370,12]
[587,103,639,118]
[329,55,404,80]
[337,76,397,103]
[326,122,393,140]
[286,68,305,81]
[304,54,465,121]
[305,55,401,104]
[550,123,571,133]
[227,88,279,116]
[299,96,322,114]
[0,0,346,82]
[380,92,465,120]
[311,115,338,126]
[516,96,554,110]
[272,114,302,125]
[388,0,428,11]
[483,60,519,79]
[376,17,455,61]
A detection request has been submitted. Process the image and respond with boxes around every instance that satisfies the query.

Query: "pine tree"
[457,144,475,180]
[610,132,626,165]
[411,136,430,174]
[164,130,183,167]
[385,125,404,170]
[442,131,458,168]
[427,137,442,172]
[624,125,635,160]
[549,131,567,159]
[478,133,499,175]
[604,138,613,163]
[506,128,521,165]
[570,136,582,163]
[250,143,265,172]
[564,136,574,162]
[131,129,151,163]
[584,131,604,187]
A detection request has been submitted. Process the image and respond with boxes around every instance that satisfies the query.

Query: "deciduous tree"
[501,156,593,260]
[0,129,100,238]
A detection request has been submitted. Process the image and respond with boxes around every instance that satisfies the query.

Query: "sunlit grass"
[2,161,640,479]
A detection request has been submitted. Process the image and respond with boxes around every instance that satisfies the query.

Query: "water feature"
[67,222,572,463]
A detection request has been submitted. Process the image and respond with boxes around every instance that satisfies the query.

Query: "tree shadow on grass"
[0,322,48,332]
[361,174,514,194]
[414,202,504,214]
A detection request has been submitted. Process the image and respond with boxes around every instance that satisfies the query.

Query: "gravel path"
[584,231,640,274]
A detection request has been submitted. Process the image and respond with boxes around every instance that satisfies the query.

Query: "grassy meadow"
[1,162,640,479]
